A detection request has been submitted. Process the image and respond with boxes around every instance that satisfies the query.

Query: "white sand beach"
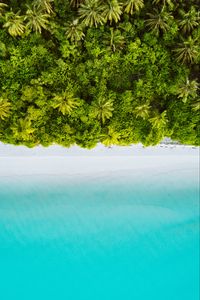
[0,142,199,177]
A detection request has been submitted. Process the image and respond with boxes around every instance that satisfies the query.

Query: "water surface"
[0,168,199,300]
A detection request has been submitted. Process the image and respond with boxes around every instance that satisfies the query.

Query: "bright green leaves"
[150,111,168,129]
[0,98,11,121]
[33,0,54,14]
[146,9,173,36]
[11,118,35,141]
[65,19,85,43]
[51,90,80,115]
[133,103,151,120]
[103,28,125,52]
[25,6,50,33]
[173,37,199,64]
[78,0,105,27]
[123,0,144,15]
[102,0,122,24]
[177,78,199,103]
[0,0,199,148]
[21,85,48,107]
[90,97,114,124]
[178,6,200,34]
[3,12,26,37]
[2,2,53,37]
[101,126,121,146]
[192,100,200,112]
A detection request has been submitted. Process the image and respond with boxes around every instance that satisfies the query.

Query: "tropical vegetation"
[0,0,199,148]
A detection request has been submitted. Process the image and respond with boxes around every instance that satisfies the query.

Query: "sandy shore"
[0,142,198,177]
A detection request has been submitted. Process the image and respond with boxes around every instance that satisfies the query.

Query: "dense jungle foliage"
[0,0,199,148]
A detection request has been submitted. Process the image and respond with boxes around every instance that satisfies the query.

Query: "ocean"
[0,167,199,300]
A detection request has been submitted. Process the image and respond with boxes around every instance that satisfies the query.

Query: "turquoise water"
[0,169,199,300]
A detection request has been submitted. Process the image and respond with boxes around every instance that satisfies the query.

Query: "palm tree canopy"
[123,0,144,15]
[65,19,85,42]
[78,0,105,27]
[52,91,80,115]
[0,98,11,121]
[102,0,123,24]
[150,111,168,129]
[33,0,54,14]
[25,6,50,33]
[173,37,199,64]
[178,6,200,33]
[11,118,35,141]
[177,78,199,103]
[102,127,121,146]
[90,97,114,124]
[3,11,26,37]
[146,9,172,35]
[133,103,151,120]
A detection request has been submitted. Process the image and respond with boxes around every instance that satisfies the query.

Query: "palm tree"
[78,0,105,27]
[25,6,50,33]
[90,97,114,124]
[123,0,144,15]
[33,0,54,14]
[178,6,200,34]
[133,103,151,120]
[102,0,122,24]
[103,28,125,52]
[52,90,80,115]
[102,127,121,146]
[0,2,7,16]
[3,11,26,37]
[177,78,198,103]
[173,37,199,64]
[65,19,85,43]
[12,118,35,141]
[0,98,11,120]
[146,9,172,36]
[150,111,168,129]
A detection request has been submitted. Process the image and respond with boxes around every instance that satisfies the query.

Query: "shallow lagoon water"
[0,167,199,300]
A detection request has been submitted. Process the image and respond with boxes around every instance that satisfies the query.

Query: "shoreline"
[0,142,198,177]
[0,142,199,157]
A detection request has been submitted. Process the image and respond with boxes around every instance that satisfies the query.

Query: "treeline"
[0,0,199,148]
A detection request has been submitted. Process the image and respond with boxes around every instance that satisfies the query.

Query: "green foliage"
[173,37,199,64]
[65,19,85,42]
[177,78,199,103]
[51,90,80,115]
[123,0,144,15]
[133,104,151,120]
[25,6,50,33]
[146,9,173,36]
[178,6,200,34]
[3,12,25,37]
[0,2,7,16]
[0,0,199,147]
[90,97,114,124]
[78,0,105,27]
[33,0,54,14]
[0,98,11,120]
[102,0,122,24]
